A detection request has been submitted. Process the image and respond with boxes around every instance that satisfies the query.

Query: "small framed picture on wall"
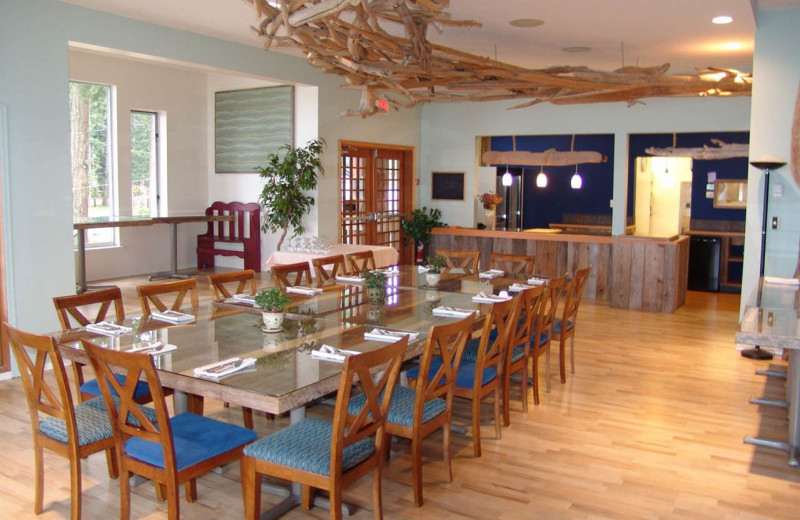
[431,172,465,200]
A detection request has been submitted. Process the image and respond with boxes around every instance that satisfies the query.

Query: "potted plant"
[257,138,326,251]
[425,253,446,286]
[400,207,445,264]
[363,270,387,303]
[254,288,291,331]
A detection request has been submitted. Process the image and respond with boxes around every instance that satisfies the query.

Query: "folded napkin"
[151,310,195,324]
[286,286,323,295]
[310,344,361,363]
[527,277,548,286]
[764,276,800,286]
[432,306,477,318]
[479,269,504,279]
[508,283,534,292]
[85,321,132,336]
[335,275,365,283]
[194,357,257,379]
[472,291,512,303]
[364,328,420,344]
[127,342,177,357]
[417,265,429,273]
[233,293,256,304]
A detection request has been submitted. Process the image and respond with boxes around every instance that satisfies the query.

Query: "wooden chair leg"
[105,447,119,479]
[242,407,254,430]
[502,371,511,427]
[240,458,260,520]
[545,350,551,393]
[372,464,383,520]
[472,397,482,457]
[559,336,567,383]
[166,481,180,520]
[34,444,44,515]
[531,357,540,405]
[570,334,576,374]
[69,450,81,520]
[71,363,87,402]
[155,482,167,501]
[301,485,314,510]
[493,388,501,440]
[120,468,132,520]
[382,432,392,462]
[330,486,343,520]
[520,364,529,413]
[185,479,197,502]
[443,421,453,482]
[411,437,423,507]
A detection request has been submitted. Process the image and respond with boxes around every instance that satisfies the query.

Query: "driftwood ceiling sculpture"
[646,139,749,160]
[242,0,753,117]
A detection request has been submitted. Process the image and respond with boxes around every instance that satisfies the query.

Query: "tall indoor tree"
[257,138,326,250]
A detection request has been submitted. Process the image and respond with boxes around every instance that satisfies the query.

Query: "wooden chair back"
[332,337,406,471]
[438,249,480,274]
[562,265,591,325]
[475,296,520,376]
[510,285,545,360]
[311,254,348,287]
[136,278,199,317]
[53,286,125,330]
[347,250,376,274]
[415,315,475,420]
[207,270,256,301]
[489,252,535,277]
[535,273,567,352]
[271,261,313,290]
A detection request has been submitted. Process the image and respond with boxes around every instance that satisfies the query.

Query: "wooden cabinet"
[719,234,744,291]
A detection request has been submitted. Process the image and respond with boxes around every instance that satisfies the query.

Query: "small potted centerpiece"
[255,288,291,332]
[364,270,387,304]
[425,254,446,286]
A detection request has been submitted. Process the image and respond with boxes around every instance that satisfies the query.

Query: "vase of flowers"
[425,253,446,286]
[364,270,387,304]
[479,192,502,230]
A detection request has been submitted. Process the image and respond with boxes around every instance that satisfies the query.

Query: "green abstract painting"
[215,86,293,173]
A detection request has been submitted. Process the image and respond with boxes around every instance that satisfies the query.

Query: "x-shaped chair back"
[311,254,348,287]
[562,265,591,324]
[137,279,199,317]
[489,252,535,277]
[347,250,376,274]
[332,337,406,473]
[207,270,257,301]
[475,296,520,374]
[271,261,312,290]
[438,249,480,275]
[510,285,545,360]
[53,286,125,330]
[534,274,567,353]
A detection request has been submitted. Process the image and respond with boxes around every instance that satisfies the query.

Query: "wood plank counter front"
[431,228,689,312]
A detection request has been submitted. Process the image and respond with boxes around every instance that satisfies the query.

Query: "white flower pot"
[262,311,284,331]
[426,272,441,286]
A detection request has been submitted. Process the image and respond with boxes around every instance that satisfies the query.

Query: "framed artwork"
[431,171,465,200]
[713,179,747,209]
[215,85,293,173]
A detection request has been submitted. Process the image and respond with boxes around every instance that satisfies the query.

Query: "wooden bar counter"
[431,227,689,313]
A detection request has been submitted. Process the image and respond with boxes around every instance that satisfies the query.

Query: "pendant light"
[501,167,513,187]
[571,164,583,189]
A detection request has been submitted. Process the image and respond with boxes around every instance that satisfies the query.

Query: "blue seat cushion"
[348,385,446,428]
[408,358,497,389]
[39,396,157,446]
[126,412,257,471]
[243,417,374,477]
[552,317,573,334]
[80,373,151,400]
[510,345,525,363]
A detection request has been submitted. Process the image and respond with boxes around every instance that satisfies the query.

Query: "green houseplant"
[425,253,446,286]
[363,270,387,303]
[257,138,326,251]
[400,207,445,264]
[255,288,291,331]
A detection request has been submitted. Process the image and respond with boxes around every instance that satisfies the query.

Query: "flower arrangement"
[479,191,503,209]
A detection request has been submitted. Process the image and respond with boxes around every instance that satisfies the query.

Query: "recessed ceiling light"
[509,18,544,28]
[562,46,591,53]
[712,15,733,24]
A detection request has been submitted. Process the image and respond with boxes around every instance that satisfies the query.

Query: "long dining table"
[53,264,535,518]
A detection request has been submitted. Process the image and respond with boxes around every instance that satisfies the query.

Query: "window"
[69,81,116,247]
[130,111,160,216]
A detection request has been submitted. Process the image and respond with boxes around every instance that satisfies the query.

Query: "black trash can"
[688,236,720,292]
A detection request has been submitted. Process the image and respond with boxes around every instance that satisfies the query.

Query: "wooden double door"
[339,142,413,264]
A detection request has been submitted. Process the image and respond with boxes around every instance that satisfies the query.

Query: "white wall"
[741,7,800,309]
[0,0,420,334]
[419,97,752,233]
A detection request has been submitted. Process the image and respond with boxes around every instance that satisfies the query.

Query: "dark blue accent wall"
[490,134,615,229]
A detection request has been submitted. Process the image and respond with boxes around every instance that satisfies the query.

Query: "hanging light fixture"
[536,166,548,188]
[571,164,583,189]
[502,166,513,187]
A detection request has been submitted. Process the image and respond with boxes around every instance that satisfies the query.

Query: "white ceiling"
[60,0,800,74]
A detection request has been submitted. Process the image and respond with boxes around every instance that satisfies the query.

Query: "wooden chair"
[437,249,480,275]
[311,254,348,287]
[530,274,567,405]
[502,285,544,426]
[352,315,474,507]
[553,265,591,382]
[207,270,257,302]
[489,252,535,277]
[347,250,376,274]
[4,322,123,520]
[53,287,151,403]
[241,338,406,520]
[82,339,257,520]
[136,278,199,317]
[271,261,313,290]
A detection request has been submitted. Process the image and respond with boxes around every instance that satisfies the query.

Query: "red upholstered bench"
[196,201,262,272]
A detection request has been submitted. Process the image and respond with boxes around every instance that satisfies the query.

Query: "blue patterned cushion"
[38,396,157,446]
[243,417,374,477]
[348,385,446,428]
[408,358,496,389]
[126,412,256,471]
[510,345,525,363]
[80,373,151,400]
[552,318,573,334]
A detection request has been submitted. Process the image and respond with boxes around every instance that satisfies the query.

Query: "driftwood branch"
[482,149,606,167]
[645,139,749,160]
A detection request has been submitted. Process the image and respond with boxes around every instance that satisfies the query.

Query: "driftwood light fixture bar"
[645,139,749,160]
[482,134,606,167]
[242,0,753,117]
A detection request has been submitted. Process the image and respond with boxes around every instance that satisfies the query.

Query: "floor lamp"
[741,156,786,360]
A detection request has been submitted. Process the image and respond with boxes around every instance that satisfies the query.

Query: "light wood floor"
[2,269,799,519]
